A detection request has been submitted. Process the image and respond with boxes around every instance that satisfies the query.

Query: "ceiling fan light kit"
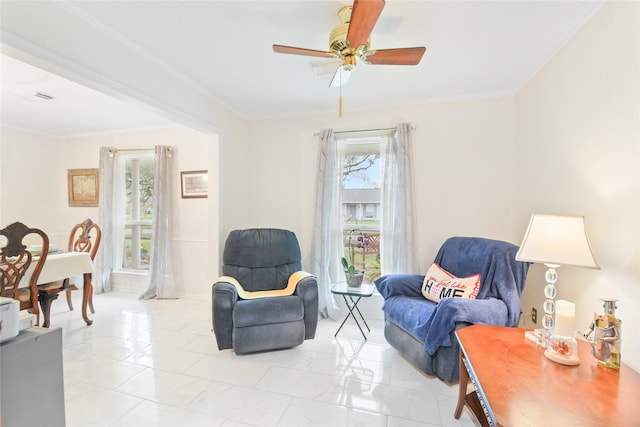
[273,0,426,116]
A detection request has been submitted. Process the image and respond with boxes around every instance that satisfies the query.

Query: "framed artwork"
[181,170,208,199]
[68,169,99,207]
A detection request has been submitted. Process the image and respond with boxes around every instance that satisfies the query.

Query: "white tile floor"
[49,290,479,427]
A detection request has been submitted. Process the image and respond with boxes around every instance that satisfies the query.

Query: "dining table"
[20,251,95,327]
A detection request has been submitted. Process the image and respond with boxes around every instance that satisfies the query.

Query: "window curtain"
[95,147,115,293]
[310,129,341,319]
[113,155,128,273]
[140,145,177,299]
[380,123,419,274]
[96,147,127,293]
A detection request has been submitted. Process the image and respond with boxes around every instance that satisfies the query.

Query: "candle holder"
[544,300,580,366]
[545,333,580,365]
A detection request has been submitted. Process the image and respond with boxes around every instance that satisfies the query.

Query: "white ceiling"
[0,0,604,138]
[0,54,175,137]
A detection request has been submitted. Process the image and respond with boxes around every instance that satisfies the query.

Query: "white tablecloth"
[20,252,94,287]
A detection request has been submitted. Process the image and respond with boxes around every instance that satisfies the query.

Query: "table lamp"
[516,214,599,364]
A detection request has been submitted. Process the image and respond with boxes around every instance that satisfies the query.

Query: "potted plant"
[342,228,365,287]
[341,256,364,288]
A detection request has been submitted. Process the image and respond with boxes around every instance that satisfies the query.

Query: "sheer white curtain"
[380,123,419,274]
[311,129,342,319]
[96,147,115,293]
[112,154,128,273]
[141,145,177,299]
[97,148,127,292]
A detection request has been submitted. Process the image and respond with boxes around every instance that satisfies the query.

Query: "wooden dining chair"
[37,218,101,324]
[64,218,101,313]
[0,222,49,327]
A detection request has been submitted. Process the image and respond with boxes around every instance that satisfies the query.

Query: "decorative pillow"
[421,263,481,303]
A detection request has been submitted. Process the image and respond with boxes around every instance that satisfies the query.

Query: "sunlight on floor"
[47,290,479,427]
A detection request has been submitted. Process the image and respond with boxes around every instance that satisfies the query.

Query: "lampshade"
[516,214,600,269]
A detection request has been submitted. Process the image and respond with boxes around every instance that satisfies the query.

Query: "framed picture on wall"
[181,170,208,199]
[68,168,99,207]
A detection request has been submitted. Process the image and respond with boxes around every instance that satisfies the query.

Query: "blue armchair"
[211,229,318,354]
[375,237,530,383]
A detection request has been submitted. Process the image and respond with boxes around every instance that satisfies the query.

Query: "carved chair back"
[68,218,101,260]
[58,218,101,316]
[0,222,49,325]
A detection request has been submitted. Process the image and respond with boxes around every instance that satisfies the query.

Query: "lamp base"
[525,329,548,347]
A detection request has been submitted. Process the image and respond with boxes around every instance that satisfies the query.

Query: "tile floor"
[49,290,479,427]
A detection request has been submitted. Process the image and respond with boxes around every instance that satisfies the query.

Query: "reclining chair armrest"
[293,272,319,339]
[375,274,424,299]
[212,279,239,350]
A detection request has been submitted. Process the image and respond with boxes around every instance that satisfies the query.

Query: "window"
[364,203,376,219]
[340,136,382,281]
[119,154,154,270]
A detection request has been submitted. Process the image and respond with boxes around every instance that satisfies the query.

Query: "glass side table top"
[331,282,375,297]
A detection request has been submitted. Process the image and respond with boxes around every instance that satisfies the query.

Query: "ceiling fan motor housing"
[329,5,370,69]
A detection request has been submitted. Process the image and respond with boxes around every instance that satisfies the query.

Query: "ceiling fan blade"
[273,44,336,58]
[364,47,426,65]
[347,0,385,50]
[329,66,352,88]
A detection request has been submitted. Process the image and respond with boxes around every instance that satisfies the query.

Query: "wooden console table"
[454,324,640,426]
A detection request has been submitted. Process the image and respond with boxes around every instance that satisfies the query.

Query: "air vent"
[34,92,54,101]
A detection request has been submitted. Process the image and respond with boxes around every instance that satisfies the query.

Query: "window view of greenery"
[342,141,381,283]
[123,157,154,270]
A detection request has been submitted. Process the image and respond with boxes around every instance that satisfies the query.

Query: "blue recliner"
[375,237,530,382]
[211,228,318,354]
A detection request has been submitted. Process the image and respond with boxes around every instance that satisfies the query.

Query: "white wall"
[246,96,517,272]
[0,125,218,299]
[0,127,64,241]
[514,1,640,371]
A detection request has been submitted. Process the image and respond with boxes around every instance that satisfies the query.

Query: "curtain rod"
[109,148,155,153]
[313,125,416,137]
[108,147,173,157]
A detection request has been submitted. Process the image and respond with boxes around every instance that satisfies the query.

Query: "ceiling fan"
[273,0,426,88]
